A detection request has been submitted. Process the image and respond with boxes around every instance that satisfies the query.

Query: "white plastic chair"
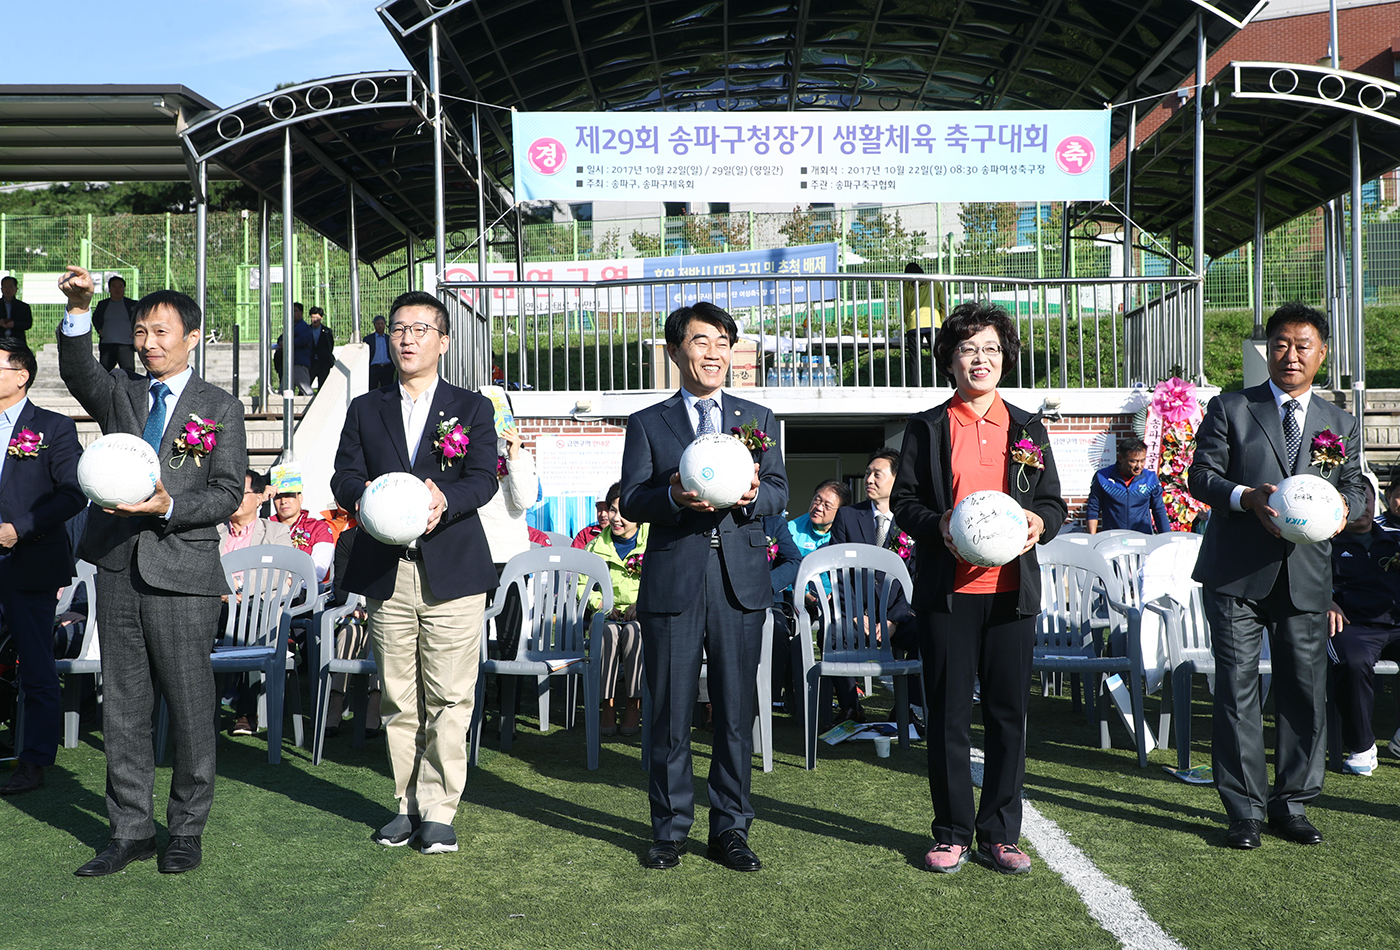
[794,544,918,770]
[309,595,376,765]
[14,562,102,752]
[469,547,606,770]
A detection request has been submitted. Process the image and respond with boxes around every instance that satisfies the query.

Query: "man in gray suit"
[1189,302,1366,850]
[57,265,247,876]
[620,301,787,872]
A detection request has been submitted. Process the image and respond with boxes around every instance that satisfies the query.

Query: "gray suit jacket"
[619,390,787,613]
[1188,382,1366,612]
[58,328,246,596]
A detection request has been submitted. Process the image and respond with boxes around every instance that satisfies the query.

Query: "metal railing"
[437,273,1204,393]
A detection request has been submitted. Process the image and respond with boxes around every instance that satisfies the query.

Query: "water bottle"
[780,354,794,387]
[765,361,779,388]
[797,356,809,387]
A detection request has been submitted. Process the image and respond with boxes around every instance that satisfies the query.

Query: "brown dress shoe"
[0,760,44,795]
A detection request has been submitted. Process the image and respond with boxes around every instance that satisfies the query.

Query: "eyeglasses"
[0,366,24,373]
[810,499,838,511]
[955,343,1003,359]
[388,322,443,341]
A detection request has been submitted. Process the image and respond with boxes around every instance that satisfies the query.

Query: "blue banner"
[640,244,838,309]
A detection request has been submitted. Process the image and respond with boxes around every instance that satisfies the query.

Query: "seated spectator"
[583,482,649,737]
[831,447,923,729]
[268,463,335,590]
[572,499,612,549]
[1327,479,1400,776]
[763,512,804,713]
[324,524,381,738]
[527,526,552,547]
[1086,436,1170,534]
[1378,476,1400,533]
[787,479,857,723]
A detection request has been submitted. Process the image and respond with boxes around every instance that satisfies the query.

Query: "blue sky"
[11,0,412,108]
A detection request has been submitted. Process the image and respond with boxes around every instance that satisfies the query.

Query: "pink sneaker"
[976,842,1031,874]
[923,841,970,873]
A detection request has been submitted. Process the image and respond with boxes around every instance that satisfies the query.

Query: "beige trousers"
[366,558,486,826]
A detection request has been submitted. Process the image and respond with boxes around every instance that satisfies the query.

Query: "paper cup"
[873,736,892,758]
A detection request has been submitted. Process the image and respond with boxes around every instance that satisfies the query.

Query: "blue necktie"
[143,381,171,454]
[695,398,717,436]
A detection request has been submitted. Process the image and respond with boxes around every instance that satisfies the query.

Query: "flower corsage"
[1010,430,1046,492]
[6,428,45,459]
[766,535,779,564]
[623,552,644,578]
[170,415,221,468]
[496,455,509,478]
[887,530,914,562]
[433,417,471,470]
[731,420,776,453]
[1310,430,1345,477]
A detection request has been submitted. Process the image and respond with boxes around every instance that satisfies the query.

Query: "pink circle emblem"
[527,138,567,175]
[1054,136,1095,175]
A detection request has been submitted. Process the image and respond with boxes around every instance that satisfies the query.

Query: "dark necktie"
[143,381,171,454]
[695,398,716,436]
[1283,398,1302,473]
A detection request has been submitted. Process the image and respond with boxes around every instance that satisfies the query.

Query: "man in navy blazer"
[620,301,788,872]
[1189,302,1367,851]
[332,290,498,855]
[0,339,86,795]
[0,276,33,348]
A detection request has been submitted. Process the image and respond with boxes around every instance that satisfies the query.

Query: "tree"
[845,210,927,268]
[778,204,829,247]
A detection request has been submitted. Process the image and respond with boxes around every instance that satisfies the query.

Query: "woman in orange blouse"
[890,302,1066,876]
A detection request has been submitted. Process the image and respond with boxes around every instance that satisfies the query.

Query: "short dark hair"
[373,314,386,325]
[664,301,738,348]
[813,478,851,507]
[933,301,1020,378]
[308,305,325,317]
[0,338,36,389]
[904,262,924,274]
[1385,476,1400,503]
[246,468,270,494]
[293,301,304,313]
[867,447,901,471]
[1265,302,1329,344]
[605,481,623,505]
[133,289,202,335]
[1118,436,1148,457]
[0,276,15,288]
[108,274,126,287]
[389,290,450,335]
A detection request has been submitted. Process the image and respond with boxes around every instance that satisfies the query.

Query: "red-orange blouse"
[948,391,1018,594]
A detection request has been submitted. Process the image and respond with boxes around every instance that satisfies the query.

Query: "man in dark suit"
[830,447,922,723]
[332,290,498,856]
[93,274,138,375]
[363,314,394,390]
[308,306,335,389]
[0,339,86,795]
[1189,301,1366,850]
[620,301,788,872]
[57,265,247,876]
[0,276,33,348]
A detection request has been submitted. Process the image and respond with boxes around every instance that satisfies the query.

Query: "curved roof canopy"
[378,0,1264,188]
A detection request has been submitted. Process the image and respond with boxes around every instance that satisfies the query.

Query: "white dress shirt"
[1228,380,1313,511]
[400,376,440,466]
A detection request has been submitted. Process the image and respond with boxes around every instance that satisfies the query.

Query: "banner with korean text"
[513,110,1110,204]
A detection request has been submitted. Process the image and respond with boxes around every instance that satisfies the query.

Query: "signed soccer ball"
[949,490,1028,567]
[77,433,160,508]
[359,472,432,546]
[679,433,756,509]
[1269,474,1344,545]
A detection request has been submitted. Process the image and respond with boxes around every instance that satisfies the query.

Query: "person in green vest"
[903,262,946,386]
[583,481,650,737]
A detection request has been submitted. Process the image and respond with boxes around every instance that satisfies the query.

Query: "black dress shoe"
[0,760,44,795]
[643,839,686,869]
[74,838,158,877]
[707,830,762,872]
[1268,815,1322,845]
[1225,819,1262,850]
[159,835,203,873]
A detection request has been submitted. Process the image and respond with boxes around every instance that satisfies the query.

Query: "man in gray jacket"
[1189,302,1366,851]
[57,265,247,877]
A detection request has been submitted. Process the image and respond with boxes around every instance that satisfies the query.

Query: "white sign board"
[1049,431,1116,500]
[535,435,627,498]
[513,109,1111,204]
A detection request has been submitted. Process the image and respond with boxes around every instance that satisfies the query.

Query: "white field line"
[970,749,1186,950]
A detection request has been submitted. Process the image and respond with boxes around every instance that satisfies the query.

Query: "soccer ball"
[77,433,160,508]
[359,472,432,546]
[949,490,1028,567]
[679,433,756,508]
[1269,474,1344,545]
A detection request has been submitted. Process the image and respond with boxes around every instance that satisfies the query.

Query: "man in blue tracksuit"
[1086,436,1170,534]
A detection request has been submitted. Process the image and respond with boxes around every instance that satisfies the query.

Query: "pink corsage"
[170,414,221,468]
[766,535,779,564]
[1010,429,1046,492]
[496,455,509,478]
[731,420,775,453]
[433,417,471,471]
[1310,429,1346,477]
[887,530,914,562]
[622,552,644,578]
[6,428,45,459]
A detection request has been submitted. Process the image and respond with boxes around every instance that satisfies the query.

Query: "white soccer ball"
[950,490,1028,567]
[77,433,160,508]
[359,472,432,546]
[1269,474,1344,545]
[679,432,756,508]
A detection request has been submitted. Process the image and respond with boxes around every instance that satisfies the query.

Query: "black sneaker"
[373,814,421,847]
[420,821,458,854]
